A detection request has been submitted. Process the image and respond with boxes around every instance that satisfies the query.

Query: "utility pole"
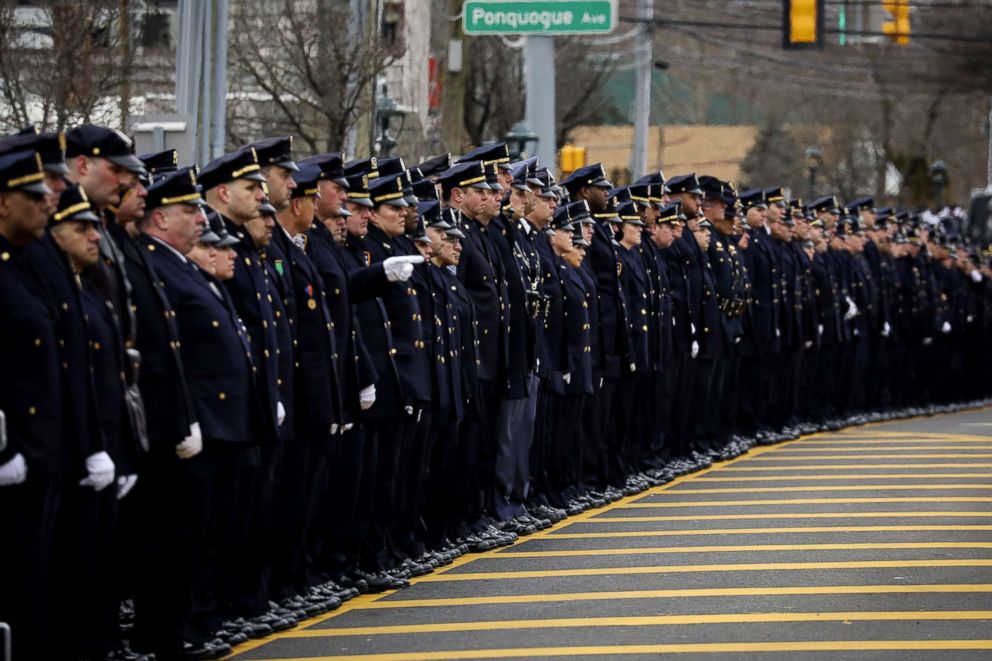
[524,36,556,173]
[987,95,992,189]
[211,0,229,159]
[440,0,467,153]
[630,0,652,178]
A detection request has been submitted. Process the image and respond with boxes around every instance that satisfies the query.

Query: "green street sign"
[462,0,617,36]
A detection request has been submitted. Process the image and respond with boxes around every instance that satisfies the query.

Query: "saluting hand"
[384,255,426,283]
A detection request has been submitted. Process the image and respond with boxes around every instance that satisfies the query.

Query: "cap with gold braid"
[50,183,99,225]
[344,173,374,208]
[0,129,68,175]
[139,149,180,179]
[0,149,52,195]
[657,200,682,225]
[437,161,492,195]
[198,147,266,191]
[290,163,321,199]
[145,167,206,210]
[368,175,409,208]
[763,186,787,208]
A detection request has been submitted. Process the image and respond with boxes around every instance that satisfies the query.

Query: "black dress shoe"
[103,646,154,661]
[165,639,231,660]
[337,574,370,594]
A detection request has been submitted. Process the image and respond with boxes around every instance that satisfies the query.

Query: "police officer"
[0,149,66,659]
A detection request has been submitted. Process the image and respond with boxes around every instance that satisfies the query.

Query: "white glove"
[691,340,699,358]
[941,321,951,334]
[690,322,697,336]
[384,255,426,282]
[330,423,339,434]
[359,384,376,410]
[817,324,824,336]
[775,328,781,338]
[116,474,138,500]
[843,296,858,321]
[923,336,933,346]
[967,314,975,323]
[276,401,286,426]
[853,328,860,337]
[563,373,571,384]
[804,340,813,349]
[881,321,891,338]
[404,405,414,416]
[0,453,27,487]
[971,270,983,283]
[341,423,354,432]
[672,317,676,327]
[79,450,115,491]
[176,422,203,459]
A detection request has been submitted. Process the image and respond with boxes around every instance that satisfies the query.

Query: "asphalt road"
[226,408,992,660]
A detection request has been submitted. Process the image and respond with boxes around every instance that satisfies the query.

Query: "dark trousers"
[318,425,366,574]
[131,449,204,654]
[198,442,260,632]
[270,437,311,599]
[494,373,539,519]
[0,474,61,659]
[424,416,461,545]
[580,377,608,489]
[52,481,120,659]
[460,380,500,518]
[670,352,695,454]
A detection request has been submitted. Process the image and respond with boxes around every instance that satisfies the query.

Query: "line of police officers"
[1,125,991,661]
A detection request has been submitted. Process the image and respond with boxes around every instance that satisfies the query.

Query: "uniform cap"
[368,175,409,207]
[299,152,348,187]
[246,136,298,171]
[0,149,52,195]
[198,147,266,190]
[145,167,205,210]
[66,125,146,175]
[50,183,99,225]
[0,129,68,175]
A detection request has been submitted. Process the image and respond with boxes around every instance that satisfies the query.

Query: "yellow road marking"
[271,640,992,659]
[657,485,992,494]
[584,511,992,522]
[549,525,992,538]
[691,474,992,481]
[781,446,992,452]
[839,430,992,440]
[799,439,992,444]
[415,558,992,582]
[282,611,992,637]
[748,454,992,460]
[493,542,992,558]
[620,497,992,507]
[716,463,992,471]
[352,583,992,609]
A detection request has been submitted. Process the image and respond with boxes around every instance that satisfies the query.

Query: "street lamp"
[930,159,948,208]
[804,146,821,200]
[505,121,539,160]
[374,76,412,156]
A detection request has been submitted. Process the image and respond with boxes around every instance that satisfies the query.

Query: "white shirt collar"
[149,235,188,263]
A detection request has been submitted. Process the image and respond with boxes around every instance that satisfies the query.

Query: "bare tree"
[226,0,394,153]
[456,34,617,152]
[0,0,136,133]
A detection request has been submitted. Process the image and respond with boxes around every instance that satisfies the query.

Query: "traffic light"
[559,145,587,177]
[882,0,910,45]
[783,0,823,50]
